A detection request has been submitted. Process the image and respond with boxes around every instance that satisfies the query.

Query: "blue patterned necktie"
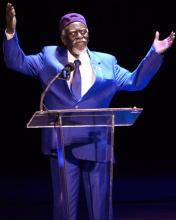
[71,59,81,100]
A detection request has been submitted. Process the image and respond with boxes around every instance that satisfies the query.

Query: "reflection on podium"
[27,107,143,220]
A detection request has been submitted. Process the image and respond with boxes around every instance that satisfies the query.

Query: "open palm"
[152,31,175,54]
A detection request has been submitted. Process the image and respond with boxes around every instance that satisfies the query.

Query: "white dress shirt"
[67,49,96,97]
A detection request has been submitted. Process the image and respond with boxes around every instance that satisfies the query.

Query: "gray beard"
[72,47,87,57]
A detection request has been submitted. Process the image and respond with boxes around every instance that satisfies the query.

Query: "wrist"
[6,25,15,34]
[5,29,15,40]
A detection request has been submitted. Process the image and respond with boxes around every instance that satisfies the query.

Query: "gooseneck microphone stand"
[39,63,75,112]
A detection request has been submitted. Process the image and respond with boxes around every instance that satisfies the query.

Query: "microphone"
[57,62,75,80]
[40,62,75,112]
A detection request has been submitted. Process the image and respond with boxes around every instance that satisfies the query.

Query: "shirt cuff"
[5,29,15,40]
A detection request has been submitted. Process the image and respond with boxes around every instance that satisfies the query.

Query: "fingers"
[6,2,16,17]
[167,31,175,44]
[169,31,175,41]
[165,31,175,48]
[6,2,17,34]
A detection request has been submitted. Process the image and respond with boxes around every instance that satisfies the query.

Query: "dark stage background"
[0,0,176,218]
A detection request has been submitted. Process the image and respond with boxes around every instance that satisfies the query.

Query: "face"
[61,22,89,57]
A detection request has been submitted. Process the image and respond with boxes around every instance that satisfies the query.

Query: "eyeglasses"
[67,28,88,38]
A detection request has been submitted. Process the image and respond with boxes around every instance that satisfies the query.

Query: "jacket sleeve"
[3,32,44,78]
[113,46,164,91]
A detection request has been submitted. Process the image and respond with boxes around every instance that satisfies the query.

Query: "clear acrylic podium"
[27,107,143,220]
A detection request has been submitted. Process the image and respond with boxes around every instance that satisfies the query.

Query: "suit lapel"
[56,46,68,67]
[55,47,104,101]
[55,47,72,94]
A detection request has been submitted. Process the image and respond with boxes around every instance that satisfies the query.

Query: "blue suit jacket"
[3,33,163,161]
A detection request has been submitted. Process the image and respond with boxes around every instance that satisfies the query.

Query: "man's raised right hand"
[6,2,16,34]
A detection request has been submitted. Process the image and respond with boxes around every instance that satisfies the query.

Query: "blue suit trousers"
[50,155,112,220]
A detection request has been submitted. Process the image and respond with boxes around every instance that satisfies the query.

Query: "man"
[3,2,175,220]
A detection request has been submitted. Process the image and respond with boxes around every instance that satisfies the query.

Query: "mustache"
[73,36,89,43]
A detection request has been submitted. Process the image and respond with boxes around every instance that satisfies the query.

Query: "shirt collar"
[67,48,89,63]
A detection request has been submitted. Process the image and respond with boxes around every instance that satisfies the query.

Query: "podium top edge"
[36,107,143,114]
